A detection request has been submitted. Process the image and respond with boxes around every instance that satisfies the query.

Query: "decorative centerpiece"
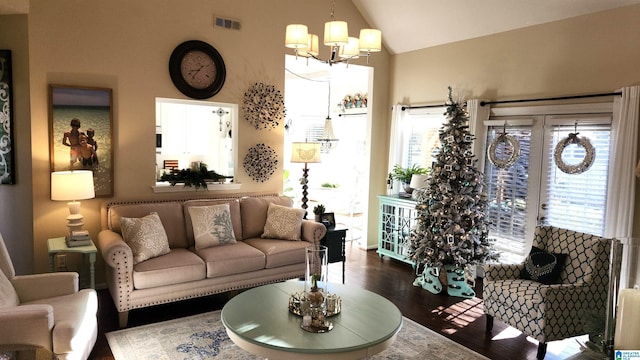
[300,245,333,332]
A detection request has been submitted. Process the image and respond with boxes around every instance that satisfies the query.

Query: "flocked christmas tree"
[409,87,498,298]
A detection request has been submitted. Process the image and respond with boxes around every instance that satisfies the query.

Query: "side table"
[47,237,97,289]
[321,227,347,283]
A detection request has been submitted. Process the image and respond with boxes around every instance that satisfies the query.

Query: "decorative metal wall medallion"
[242,82,285,130]
[243,143,278,182]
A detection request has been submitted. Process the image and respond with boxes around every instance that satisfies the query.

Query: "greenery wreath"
[242,82,285,130]
[243,143,278,182]
[553,133,595,174]
[487,133,520,169]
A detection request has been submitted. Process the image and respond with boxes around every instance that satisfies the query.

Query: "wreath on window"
[243,143,278,182]
[553,132,595,174]
[242,82,285,130]
[487,133,520,169]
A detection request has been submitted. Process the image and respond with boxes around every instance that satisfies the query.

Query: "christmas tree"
[409,87,498,298]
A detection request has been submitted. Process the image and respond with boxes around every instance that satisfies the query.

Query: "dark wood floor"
[89,243,586,360]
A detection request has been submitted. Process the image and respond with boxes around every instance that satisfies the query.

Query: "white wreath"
[553,133,595,174]
[487,133,520,169]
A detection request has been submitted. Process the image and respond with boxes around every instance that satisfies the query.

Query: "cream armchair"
[483,226,611,360]
[0,233,98,360]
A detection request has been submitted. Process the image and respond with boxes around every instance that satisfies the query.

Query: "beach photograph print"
[49,85,113,197]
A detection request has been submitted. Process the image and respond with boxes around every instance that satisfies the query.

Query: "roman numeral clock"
[169,40,226,99]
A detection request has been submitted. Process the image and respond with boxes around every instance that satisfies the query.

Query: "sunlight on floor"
[431,297,485,334]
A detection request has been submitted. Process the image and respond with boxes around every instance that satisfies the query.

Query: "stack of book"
[66,230,91,247]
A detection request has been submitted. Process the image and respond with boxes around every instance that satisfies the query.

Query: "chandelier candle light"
[51,170,95,235]
[285,0,381,66]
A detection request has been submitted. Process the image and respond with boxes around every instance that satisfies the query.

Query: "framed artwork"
[49,85,113,197]
[0,50,15,184]
[321,212,336,230]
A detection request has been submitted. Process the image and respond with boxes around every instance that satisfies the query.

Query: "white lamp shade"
[299,34,319,57]
[409,174,428,189]
[359,29,382,52]
[285,24,309,49]
[291,142,322,163]
[51,170,95,201]
[324,20,348,46]
[318,118,338,141]
[339,37,360,58]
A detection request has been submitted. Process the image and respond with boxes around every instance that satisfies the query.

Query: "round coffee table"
[221,281,402,359]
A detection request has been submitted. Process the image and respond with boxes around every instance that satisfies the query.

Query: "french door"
[482,109,612,264]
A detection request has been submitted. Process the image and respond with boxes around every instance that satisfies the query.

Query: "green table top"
[47,237,97,253]
[221,281,402,357]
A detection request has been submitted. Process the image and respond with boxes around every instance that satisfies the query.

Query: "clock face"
[169,40,226,99]
[180,50,217,89]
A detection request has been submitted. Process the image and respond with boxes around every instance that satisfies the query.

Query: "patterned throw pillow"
[519,246,568,284]
[188,204,237,250]
[120,212,171,264]
[261,203,305,241]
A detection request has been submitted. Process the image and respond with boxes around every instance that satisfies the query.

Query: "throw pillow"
[188,204,237,250]
[0,269,19,308]
[261,203,305,241]
[120,212,171,264]
[519,246,567,284]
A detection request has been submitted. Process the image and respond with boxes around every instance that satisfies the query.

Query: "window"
[483,109,612,264]
[390,106,446,174]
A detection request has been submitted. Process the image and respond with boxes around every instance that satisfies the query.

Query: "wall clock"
[169,40,226,99]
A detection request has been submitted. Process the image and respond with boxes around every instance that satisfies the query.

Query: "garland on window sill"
[159,163,231,190]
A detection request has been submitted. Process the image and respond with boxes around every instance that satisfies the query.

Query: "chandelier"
[285,0,381,66]
[318,82,338,153]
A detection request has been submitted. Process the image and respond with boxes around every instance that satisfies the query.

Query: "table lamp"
[51,170,95,234]
[291,142,321,217]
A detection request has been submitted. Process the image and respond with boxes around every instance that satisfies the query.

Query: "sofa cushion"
[520,246,567,285]
[244,238,310,269]
[195,242,266,278]
[121,212,171,264]
[240,196,293,239]
[188,204,237,250]
[261,203,305,241]
[132,249,206,289]
[0,269,19,307]
[184,199,242,246]
[107,202,188,248]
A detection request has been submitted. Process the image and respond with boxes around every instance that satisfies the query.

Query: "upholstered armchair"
[483,226,611,360]
[0,233,98,360]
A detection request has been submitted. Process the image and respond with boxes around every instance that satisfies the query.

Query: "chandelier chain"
[330,0,336,21]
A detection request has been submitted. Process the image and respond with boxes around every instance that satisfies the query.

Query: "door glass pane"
[541,124,610,235]
[484,126,532,263]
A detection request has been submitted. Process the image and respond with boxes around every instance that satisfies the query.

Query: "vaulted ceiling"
[352,0,640,54]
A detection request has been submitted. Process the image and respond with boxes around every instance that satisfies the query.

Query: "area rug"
[106,310,489,360]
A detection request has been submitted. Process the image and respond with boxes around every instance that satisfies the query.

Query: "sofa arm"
[97,229,134,312]
[0,304,54,349]
[301,220,327,245]
[11,273,78,302]
[483,263,524,281]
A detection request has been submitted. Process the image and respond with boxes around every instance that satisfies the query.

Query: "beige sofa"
[98,193,326,327]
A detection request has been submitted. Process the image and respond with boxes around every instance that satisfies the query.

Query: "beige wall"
[0,14,33,274]
[17,0,390,281]
[389,4,640,235]
[390,4,640,104]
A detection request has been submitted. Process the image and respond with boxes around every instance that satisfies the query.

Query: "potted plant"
[391,164,429,193]
[313,204,325,222]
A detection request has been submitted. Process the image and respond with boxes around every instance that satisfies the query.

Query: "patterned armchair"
[483,226,611,360]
